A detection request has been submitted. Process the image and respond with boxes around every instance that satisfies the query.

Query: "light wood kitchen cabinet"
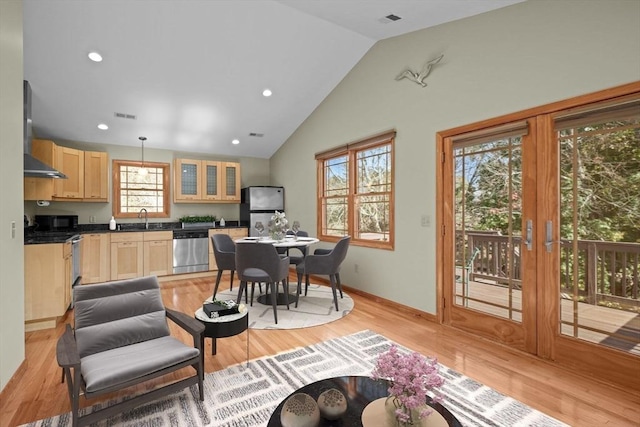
[24,140,109,202]
[23,139,56,201]
[143,231,173,276]
[84,151,109,201]
[82,233,111,284]
[110,232,144,280]
[208,228,247,270]
[24,242,71,331]
[221,162,241,201]
[174,158,241,203]
[54,146,85,199]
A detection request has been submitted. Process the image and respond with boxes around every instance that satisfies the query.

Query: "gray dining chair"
[295,236,350,311]
[277,230,310,266]
[235,242,290,324]
[211,233,236,300]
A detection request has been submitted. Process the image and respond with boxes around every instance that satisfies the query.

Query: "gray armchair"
[211,233,237,299]
[236,242,290,324]
[56,276,204,427]
[295,236,350,311]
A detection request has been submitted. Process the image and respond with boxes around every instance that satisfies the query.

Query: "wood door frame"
[437,119,537,354]
[436,81,640,391]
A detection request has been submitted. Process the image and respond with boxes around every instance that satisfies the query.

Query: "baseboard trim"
[0,358,27,398]
[296,273,437,323]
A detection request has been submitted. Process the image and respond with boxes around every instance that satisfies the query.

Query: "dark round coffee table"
[267,376,461,426]
[195,308,249,364]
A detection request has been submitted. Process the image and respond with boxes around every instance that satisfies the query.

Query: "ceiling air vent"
[249,132,264,137]
[114,112,137,120]
[379,14,402,23]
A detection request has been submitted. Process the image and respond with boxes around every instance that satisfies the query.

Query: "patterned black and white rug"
[23,330,567,427]
[215,283,354,330]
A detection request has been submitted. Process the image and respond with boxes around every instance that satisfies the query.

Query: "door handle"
[545,220,554,253]
[524,219,533,251]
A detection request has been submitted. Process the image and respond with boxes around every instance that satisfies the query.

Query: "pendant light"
[138,136,148,176]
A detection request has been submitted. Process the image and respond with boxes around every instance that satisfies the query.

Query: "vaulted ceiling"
[23,0,524,159]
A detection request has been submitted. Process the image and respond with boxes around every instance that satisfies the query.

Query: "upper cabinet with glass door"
[173,158,241,203]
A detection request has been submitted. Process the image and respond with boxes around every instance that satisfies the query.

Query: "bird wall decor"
[395,54,444,87]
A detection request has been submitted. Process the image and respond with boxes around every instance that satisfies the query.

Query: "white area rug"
[215,283,354,330]
[23,330,567,427]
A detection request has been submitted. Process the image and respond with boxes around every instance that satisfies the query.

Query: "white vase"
[362,397,448,427]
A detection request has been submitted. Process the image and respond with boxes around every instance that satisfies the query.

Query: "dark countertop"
[24,221,248,244]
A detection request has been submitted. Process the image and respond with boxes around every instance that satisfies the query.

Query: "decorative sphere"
[317,388,348,420]
[280,393,320,427]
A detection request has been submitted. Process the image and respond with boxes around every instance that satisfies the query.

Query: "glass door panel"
[556,110,640,355]
[454,137,524,320]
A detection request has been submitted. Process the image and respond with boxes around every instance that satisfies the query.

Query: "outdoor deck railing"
[456,230,640,311]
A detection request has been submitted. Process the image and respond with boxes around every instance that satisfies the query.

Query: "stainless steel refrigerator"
[240,186,285,237]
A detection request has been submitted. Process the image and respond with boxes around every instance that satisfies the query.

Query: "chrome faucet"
[138,208,148,229]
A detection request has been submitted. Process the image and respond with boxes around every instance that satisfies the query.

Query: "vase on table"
[271,230,285,241]
[362,397,446,427]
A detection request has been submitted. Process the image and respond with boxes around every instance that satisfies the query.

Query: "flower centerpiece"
[371,345,445,426]
[268,211,288,241]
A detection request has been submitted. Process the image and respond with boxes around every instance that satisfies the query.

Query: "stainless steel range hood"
[23,81,67,179]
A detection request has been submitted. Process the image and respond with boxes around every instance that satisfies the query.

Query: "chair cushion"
[241,267,270,282]
[81,336,199,393]
[75,311,170,359]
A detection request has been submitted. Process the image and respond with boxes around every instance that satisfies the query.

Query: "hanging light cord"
[139,136,147,168]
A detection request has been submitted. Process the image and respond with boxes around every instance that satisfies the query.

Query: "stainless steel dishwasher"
[172,229,209,274]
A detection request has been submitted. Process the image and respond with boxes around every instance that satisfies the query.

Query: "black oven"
[34,215,78,232]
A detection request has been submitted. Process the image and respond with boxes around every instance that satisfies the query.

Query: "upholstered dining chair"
[236,242,290,324]
[276,230,310,266]
[56,276,204,427]
[295,236,351,311]
[211,233,236,299]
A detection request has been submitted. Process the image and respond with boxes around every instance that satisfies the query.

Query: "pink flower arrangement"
[371,345,445,425]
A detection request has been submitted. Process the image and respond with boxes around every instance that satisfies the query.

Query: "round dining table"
[233,235,319,305]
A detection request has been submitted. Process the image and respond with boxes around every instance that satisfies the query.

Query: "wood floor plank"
[0,274,638,427]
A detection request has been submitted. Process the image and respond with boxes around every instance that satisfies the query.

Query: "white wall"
[24,139,271,225]
[0,0,25,391]
[270,0,640,313]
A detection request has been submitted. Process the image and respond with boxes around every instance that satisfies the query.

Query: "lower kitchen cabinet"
[82,232,110,284]
[208,228,247,270]
[110,232,144,280]
[143,231,173,276]
[24,242,72,331]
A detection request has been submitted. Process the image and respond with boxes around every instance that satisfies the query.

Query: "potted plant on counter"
[179,215,217,229]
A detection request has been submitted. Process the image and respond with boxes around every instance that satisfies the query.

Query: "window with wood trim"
[316,131,395,249]
[112,160,170,218]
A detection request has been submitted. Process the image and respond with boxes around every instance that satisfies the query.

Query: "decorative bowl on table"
[280,393,320,427]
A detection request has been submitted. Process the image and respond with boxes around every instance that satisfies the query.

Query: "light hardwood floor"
[1,275,638,427]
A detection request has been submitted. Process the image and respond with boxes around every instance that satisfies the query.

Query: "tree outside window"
[113,160,170,218]
[317,131,394,250]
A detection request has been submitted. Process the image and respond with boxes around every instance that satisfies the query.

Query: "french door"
[439,119,538,354]
[437,83,640,391]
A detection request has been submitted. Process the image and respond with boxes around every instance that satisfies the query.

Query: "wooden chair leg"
[329,275,339,311]
[212,270,224,300]
[270,282,278,324]
[305,274,310,296]
[295,272,303,308]
[283,279,290,309]
[229,270,235,291]
[236,281,246,304]
[336,273,343,298]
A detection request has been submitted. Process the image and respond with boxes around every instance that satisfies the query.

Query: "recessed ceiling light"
[262,89,272,97]
[97,123,108,130]
[232,139,240,145]
[88,52,103,62]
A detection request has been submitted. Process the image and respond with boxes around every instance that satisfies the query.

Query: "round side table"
[195,307,249,365]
